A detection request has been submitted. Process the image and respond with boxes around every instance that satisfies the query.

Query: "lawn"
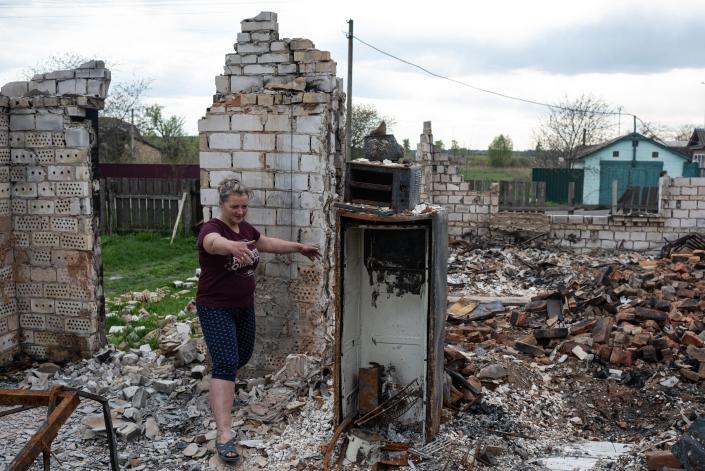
[460,166,532,182]
[101,232,199,348]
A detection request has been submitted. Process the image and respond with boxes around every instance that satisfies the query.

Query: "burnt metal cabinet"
[333,204,447,442]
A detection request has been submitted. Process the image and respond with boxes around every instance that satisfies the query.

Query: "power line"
[350,33,649,124]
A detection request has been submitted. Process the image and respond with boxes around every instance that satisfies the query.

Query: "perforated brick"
[16,298,30,313]
[11,199,26,214]
[27,167,46,182]
[10,133,25,147]
[35,149,55,165]
[1,283,16,299]
[28,200,55,215]
[0,300,15,317]
[55,300,90,317]
[47,166,75,181]
[55,149,88,164]
[25,132,52,147]
[66,317,94,335]
[44,283,70,298]
[0,266,11,282]
[37,182,54,197]
[0,133,8,148]
[0,166,8,182]
[14,216,48,232]
[30,250,51,266]
[54,198,80,215]
[0,182,10,198]
[0,317,8,335]
[56,182,89,197]
[14,216,47,232]
[46,316,63,331]
[51,250,82,267]
[33,331,58,346]
[31,232,59,248]
[9,166,25,182]
[12,183,37,197]
[0,199,9,216]
[69,284,93,300]
[13,232,29,247]
[60,233,93,250]
[52,132,66,147]
[22,344,47,359]
[30,298,55,313]
[0,149,10,164]
[50,217,78,232]
[20,314,46,330]
[16,283,42,297]
[11,149,36,165]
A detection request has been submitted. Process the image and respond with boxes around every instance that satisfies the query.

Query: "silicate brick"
[65,317,95,335]
[55,182,89,197]
[31,232,59,248]
[12,183,37,197]
[60,233,93,250]
[28,200,55,215]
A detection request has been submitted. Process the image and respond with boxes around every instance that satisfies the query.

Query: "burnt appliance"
[334,204,447,443]
[344,161,421,211]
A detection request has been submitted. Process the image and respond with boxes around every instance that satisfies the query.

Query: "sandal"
[215,438,240,463]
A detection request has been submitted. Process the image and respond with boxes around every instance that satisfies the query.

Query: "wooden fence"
[498,181,546,211]
[617,185,659,214]
[99,177,201,235]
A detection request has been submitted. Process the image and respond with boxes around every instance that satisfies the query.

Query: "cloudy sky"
[1,0,704,149]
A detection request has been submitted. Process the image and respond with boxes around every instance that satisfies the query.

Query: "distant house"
[687,128,705,171]
[573,132,690,206]
[98,117,164,164]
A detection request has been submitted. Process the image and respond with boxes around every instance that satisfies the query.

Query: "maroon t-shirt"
[196,218,261,308]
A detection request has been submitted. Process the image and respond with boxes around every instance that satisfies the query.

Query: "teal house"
[573,132,691,205]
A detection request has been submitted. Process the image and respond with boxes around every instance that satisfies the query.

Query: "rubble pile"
[0,349,333,470]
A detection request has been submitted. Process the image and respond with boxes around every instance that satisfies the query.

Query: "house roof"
[687,128,705,149]
[575,132,690,161]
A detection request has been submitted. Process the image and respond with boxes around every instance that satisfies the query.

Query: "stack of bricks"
[417,122,498,238]
[0,61,110,365]
[198,12,344,373]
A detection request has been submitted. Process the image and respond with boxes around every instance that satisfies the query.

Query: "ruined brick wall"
[199,12,344,373]
[0,62,110,365]
[418,122,497,238]
[549,177,705,251]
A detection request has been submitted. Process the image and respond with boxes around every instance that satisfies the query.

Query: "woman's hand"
[230,240,255,265]
[298,244,321,261]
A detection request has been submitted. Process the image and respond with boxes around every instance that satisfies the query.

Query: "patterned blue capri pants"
[197,305,256,382]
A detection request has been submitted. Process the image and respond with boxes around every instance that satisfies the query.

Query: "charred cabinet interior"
[335,207,447,443]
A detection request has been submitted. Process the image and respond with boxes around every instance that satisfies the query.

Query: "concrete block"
[231,115,264,132]
[258,52,291,63]
[232,151,263,169]
[299,155,322,173]
[209,170,241,187]
[682,187,697,196]
[265,190,292,208]
[673,177,690,186]
[241,20,278,32]
[237,32,251,42]
[289,38,313,50]
[240,171,274,188]
[12,183,37,198]
[243,134,275,151]
[275,173,308,191]
[265,153,297,171]
[225,54,242,65]
[251,31,278,42]
[64,128,89,147]
[2,81,30,99]
[246,207,276,225]
[299,192,322,209]
[270,41,287,51]
[276,134,309,152]
[689,209,705,218]
[236,42,270,54]
[230,76,263,93]
[200,151,232,168]
[243,64,276,75]
[264,115,290,132]
[208,133,241,150]
[278,63,297,74]
[681,218,696,228]
[295,116,323,134]
[215,75,230,94]
[294,50,331,62]
[276,209,310,226]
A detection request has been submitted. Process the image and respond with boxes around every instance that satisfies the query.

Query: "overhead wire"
[349,33,659,135]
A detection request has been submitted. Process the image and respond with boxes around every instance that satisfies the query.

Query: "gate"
[598,161,662,206]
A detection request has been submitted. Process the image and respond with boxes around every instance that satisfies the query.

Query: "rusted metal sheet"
[358,365,383,415]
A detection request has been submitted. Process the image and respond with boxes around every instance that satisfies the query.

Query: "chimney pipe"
[582,128,586,146]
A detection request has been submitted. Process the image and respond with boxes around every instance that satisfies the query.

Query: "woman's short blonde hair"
[217,177,251,203]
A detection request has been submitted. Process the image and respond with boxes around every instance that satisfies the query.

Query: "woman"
[196,177,320,462]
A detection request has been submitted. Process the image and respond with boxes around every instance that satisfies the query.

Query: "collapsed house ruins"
[1,9,705,471]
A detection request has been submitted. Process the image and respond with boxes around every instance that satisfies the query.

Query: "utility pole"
[345,19,353,164]
[130,108,135,160]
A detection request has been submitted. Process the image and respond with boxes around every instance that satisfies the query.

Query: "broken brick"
[681,332,705,347]
[635,307,668,323]
[514,341,546,357]
[609,348,633,366]
[639,345,658,362]
[533,328,569,340]
[645,450,681,470]
[569,319,597,335]
[591,317,614,343]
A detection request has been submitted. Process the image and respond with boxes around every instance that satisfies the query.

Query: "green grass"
[102,232,198,295]
[461,166,532,182]
[101,232,199,348]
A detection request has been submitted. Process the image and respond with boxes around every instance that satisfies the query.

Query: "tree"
[349,104,396,159]
[141,104,190,162]
[434,140,445,151]
[533,94,614,168]
[402,138,413,160]
[488,134,513,167]
[671,124,698,142]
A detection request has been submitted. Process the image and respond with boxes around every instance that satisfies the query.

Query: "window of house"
[612,151,619,158]
[695,154,705,168]
[652,151,659,158]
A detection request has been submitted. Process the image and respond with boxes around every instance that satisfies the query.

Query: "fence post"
[567,182,575,207]
[611,180,618,214]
